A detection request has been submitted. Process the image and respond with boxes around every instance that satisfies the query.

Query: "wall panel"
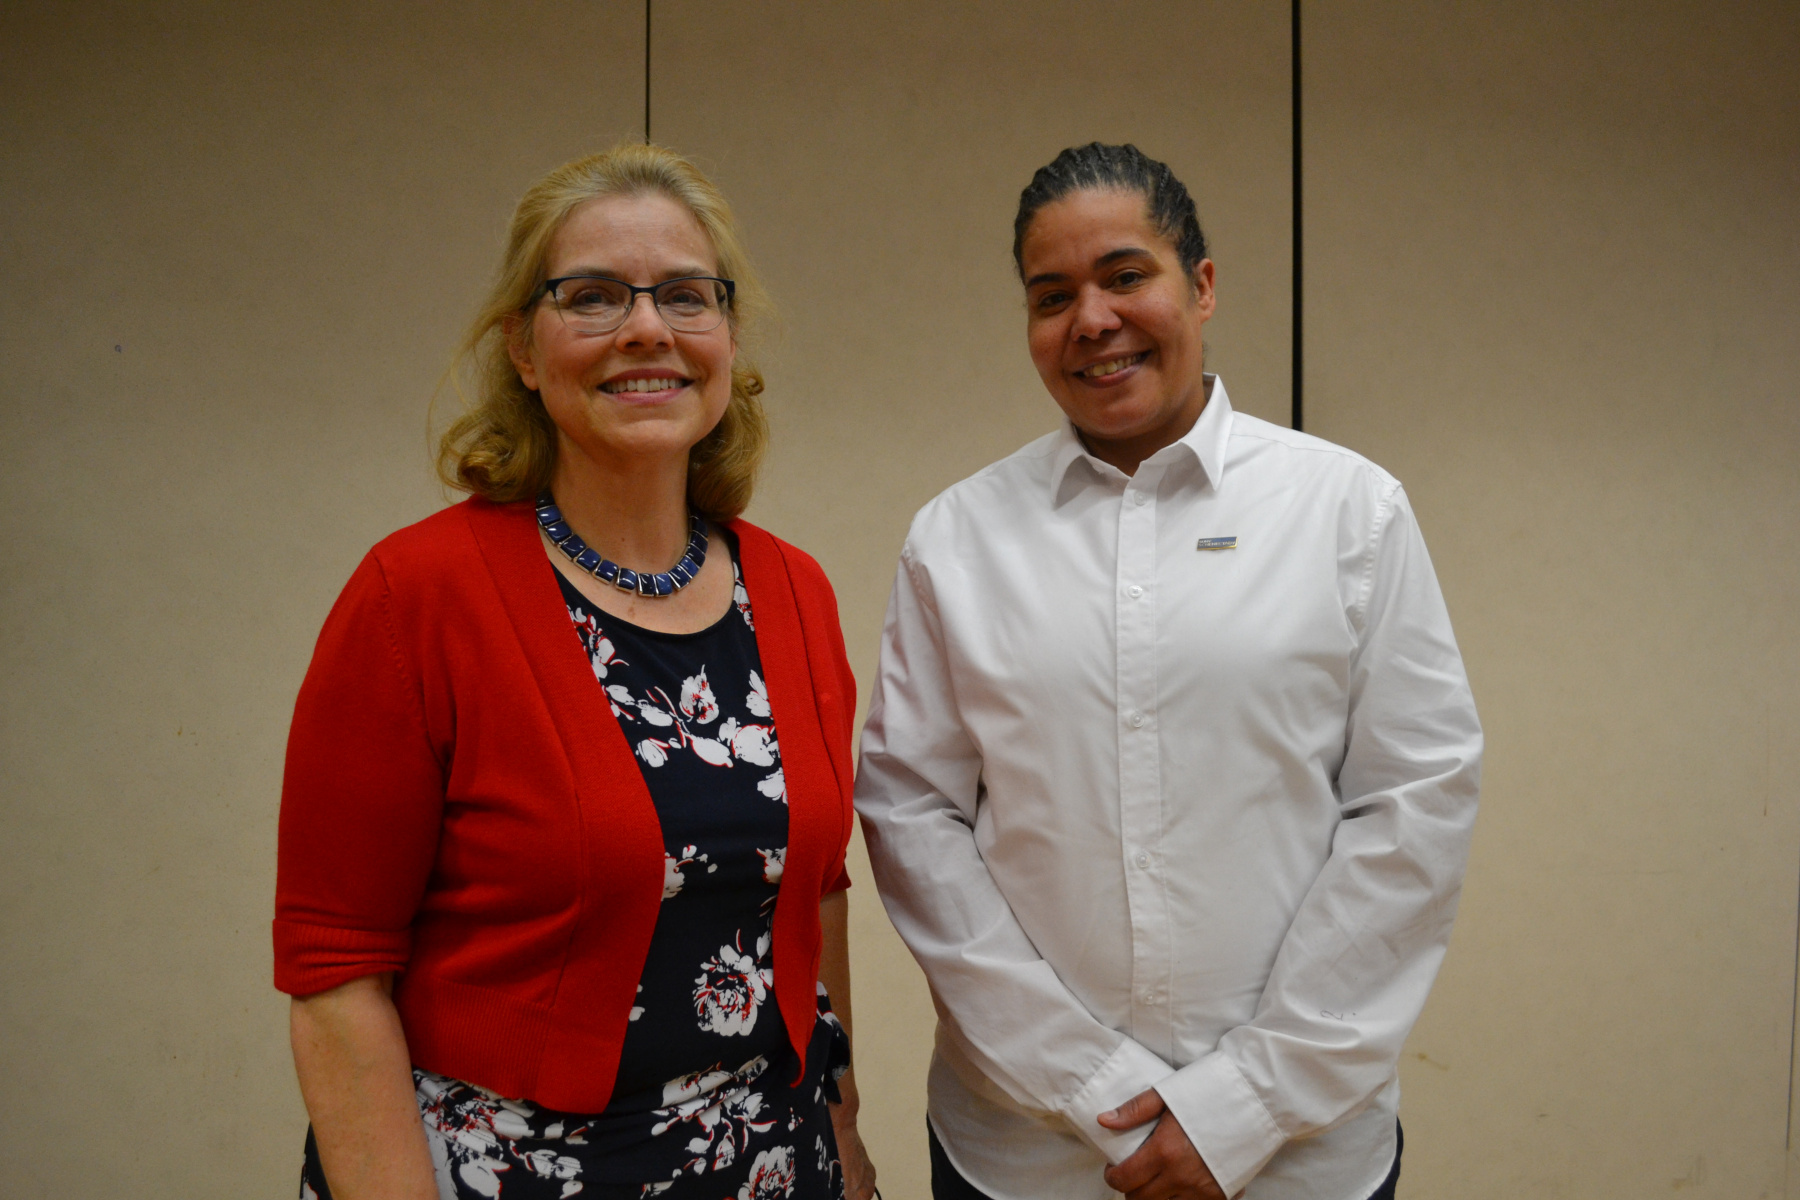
[1306,3,1800,1196]
[652,5,1292,1194]
[0,3,642,1194]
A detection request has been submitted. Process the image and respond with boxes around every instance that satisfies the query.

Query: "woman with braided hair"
[857,141,1476,1200]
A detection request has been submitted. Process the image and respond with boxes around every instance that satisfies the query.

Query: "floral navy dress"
[301,538,849,1200]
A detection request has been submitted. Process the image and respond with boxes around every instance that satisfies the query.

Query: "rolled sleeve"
[273,552,447,997]
[271,918,413,996]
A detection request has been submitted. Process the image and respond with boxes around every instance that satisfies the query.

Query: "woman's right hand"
[831,1102,878,1200]
[290,974,438,1200]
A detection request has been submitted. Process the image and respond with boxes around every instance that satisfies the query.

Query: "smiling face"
[1019,188,1215,473]
[508,191,736,481]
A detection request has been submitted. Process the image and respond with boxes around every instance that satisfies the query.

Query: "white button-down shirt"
[855,379,1481,1200]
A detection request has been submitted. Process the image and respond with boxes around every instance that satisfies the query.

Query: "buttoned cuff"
[1153,1052,1286,1198]
[1058,1036,1175,1164]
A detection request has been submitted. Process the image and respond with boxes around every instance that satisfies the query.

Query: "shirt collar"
[1048,374,1235,504]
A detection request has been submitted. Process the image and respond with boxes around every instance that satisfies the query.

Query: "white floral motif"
[663,845,714,900]
[734,560,755,630]
[459,1157,507,1197]
[565,601,783,793]
[569,607,627,683]
[739,1146,798,1199]
[680,668,720,724]
[690,734,732,766]
[758,848,785,884]
[633,685,736,770]
[606,684,636,719]
[414,1071,594,1199]
[650,1057,777,1176]
[520,1147,582,1185]
[694,929,773,1036]
[746,670,771,718]
[732,722,777,767]
[659,1064,735,1114]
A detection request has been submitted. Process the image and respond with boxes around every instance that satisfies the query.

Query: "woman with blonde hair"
[275,143,875,1200]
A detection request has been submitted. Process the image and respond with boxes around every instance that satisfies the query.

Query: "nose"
[1069,285,1123,340]
[614,291,673,347]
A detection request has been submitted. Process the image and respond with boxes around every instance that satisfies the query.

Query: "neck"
[1077,374,1213,476]
[548,435,696,570]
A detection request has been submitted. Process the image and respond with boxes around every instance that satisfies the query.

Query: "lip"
[1070,349,1151,388]
[598,366,694,401]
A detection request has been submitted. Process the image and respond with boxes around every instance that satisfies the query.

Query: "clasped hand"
[1098,1088,1228,1200]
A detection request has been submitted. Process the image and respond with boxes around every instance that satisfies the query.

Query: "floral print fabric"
[299,544,847,1199]
[300,991,846,1200]
[566,554,794,1103]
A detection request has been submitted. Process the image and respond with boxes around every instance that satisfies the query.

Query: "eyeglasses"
[534,274,736,335]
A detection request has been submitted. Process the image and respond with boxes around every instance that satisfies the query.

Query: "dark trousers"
[928,1118,1403,1200]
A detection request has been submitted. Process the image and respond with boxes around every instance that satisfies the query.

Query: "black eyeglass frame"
[533,274,737,334]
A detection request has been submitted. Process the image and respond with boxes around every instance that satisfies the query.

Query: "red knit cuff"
[272,918,412,997]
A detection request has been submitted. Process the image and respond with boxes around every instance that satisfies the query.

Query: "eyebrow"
[1024,246,1156,289]
[1096,246,1154,266]
[553,265,715,281]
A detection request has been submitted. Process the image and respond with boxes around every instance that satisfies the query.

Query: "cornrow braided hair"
[1012,142,1209,279]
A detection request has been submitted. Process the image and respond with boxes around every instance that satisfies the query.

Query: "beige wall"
[2,2,1795,1197]
[1306,4,1800,1195]
[0,3,644,1193]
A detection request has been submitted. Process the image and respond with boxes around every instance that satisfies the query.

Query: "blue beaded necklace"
[535,491,708,598]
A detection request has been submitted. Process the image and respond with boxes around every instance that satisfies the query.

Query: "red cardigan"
[273,497,856,1112]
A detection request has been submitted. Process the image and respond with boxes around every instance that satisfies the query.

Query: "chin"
[1069,401,1162,440]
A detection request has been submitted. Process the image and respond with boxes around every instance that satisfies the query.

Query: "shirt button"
[1133,491,1149,506]
[1126,584,1144,599]
[1134,850,1150,868]
[1142,991,1159,1004]
[1127,711,1146,728]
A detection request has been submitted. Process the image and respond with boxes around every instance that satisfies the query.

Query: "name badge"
[1195,536,1237,551]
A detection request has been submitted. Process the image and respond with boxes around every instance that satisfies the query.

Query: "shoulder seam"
[1231,421,1385,468]
[364,550,441,759]
[1355,479,1406,632]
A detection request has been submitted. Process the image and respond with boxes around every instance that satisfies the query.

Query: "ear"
[503,313,539,391]
[1190,258,1217,320]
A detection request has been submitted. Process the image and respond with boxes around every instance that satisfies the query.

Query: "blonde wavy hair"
[437,143,770,520]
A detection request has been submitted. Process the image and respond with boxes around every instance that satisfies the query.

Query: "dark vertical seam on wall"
[1786,707,1798,1153]
[1291,0,1303,432]
[1788,915,1798,1150]
[644,0,653,143]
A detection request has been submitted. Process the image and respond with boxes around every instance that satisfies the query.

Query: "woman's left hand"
[830,1102,878,1200]
[819,894,875,1198]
